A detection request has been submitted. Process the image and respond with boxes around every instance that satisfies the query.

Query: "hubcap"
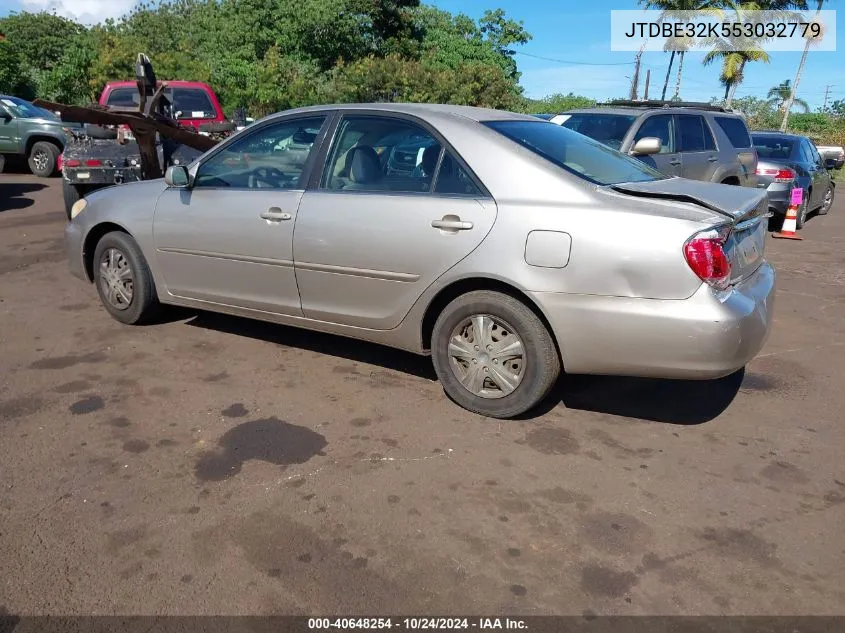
[33,150,47,171]
[448,314,525,399]
[98,248,134,310]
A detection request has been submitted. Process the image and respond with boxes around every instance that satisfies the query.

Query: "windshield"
[485,120,665,186]
[1,96,57,120]
[105,86,217,119]
[752,135,795,160]
[556,113,637,150]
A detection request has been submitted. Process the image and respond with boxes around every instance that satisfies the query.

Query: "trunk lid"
[612,177,769,285]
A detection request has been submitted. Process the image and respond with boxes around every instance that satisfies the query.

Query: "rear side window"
[485,120,665,186]
[714,116,752,149]
[677,115,716,152]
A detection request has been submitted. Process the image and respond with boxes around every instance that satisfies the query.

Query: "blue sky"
[2,0,843,108]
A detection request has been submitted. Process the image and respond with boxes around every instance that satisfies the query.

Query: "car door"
[807,140,831,208]
[152,113,330,315]
[675,114,719,181]
[293,113,496,330]
[629,114,681,176]
[0,102,19,154]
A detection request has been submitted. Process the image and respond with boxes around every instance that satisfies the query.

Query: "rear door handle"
[260,207,292,221]
[707,156,719,162]
[669,159,681,166]
[431,219,473,231]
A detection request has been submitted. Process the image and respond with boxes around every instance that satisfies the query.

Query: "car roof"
[751,130,805,139]
[560,106,745,118]
[104,80,216,90]
[265,102,537,123]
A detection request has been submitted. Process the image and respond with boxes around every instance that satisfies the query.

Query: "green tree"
[0,39,35,97]
[766,79,809,112]
[525,93,595,114]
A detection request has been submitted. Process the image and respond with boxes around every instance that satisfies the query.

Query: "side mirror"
[630,137,662,156]
[1,111,11,122]
[165,165,190,188]
[824,158,836,170]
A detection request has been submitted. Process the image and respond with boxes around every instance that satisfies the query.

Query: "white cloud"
[19,0,139,24]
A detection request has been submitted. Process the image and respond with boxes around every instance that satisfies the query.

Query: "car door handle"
[431,218,473,231]
[260,207,291,221]
[707,156,719,162]
[669,159,681,166]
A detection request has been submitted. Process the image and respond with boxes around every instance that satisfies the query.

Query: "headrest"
[421,144,441,175]
[347,146,382,184]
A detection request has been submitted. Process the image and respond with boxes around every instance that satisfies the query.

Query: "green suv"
[0,95,76,177]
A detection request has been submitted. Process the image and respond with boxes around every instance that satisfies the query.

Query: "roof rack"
[602,99,735,113]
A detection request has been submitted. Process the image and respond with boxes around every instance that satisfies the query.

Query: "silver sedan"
[65,103,776,419]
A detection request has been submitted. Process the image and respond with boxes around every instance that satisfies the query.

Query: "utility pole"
[644,69,651,100]
[629,41,647,101]
[822,84,833,111]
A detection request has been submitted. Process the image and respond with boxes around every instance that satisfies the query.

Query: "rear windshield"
[556,113,637,151]
[485,120,665,186]
[752,135,796,160]
[106,87,216,119]
[714,116,752,149]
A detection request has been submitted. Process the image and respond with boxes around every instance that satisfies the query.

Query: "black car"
[752,131,836,229]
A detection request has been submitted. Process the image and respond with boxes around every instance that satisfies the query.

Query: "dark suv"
[0,95,78,177]
[549,100,758,187]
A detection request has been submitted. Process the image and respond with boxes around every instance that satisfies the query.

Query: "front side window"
[714,116,752,149]
[677,115,716,152]
[321,117,443,194]
[194,116,326,189]
[633,115,674,154]
[485,120,665,186]
[559,113,637,151]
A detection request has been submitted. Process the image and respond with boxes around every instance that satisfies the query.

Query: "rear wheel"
[92,232,160,325]
[431,291,560,419]
[818,185,834,215]
[28,141,60,177]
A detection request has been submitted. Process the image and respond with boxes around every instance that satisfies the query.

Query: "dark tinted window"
[105,87,216,119]
[714,116,752,148]
[799,141,814,163]
[434,152,482,196]
[559,113,637,151]
[633,115,674,153]
[486,120,665,186]
[677,115,715,152]
[751,135,796,160]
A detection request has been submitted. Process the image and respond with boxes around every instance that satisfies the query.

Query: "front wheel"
[818,185,834,216]
[28,141,60,178]
[431,291,561,419]
[92,232,160,325]
[796,195,809,229]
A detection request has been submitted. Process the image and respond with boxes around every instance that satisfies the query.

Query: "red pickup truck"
[60,80,233,216]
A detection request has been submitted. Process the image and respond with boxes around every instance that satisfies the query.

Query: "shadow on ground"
[0,182,46,212]
[185,310,743,425]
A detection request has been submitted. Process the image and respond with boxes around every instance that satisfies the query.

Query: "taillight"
[684,226,732,291]
[755,167,795,183]
[64,159,81,168]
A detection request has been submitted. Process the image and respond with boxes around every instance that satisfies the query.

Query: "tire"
[0,154,6,173]
[63,180,85,220]
[818,184,834,216]
[28,141,60,177]
[92,231,160,325]
[796,194,809,229]
[83,124,118,140]
[431,290,561,419]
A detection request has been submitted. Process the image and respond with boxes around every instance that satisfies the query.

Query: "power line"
[513,51,635,66]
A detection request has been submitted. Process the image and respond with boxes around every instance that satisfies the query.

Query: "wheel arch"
[24,134,64,155]
[82,222,132,282]
[419,276,563,365]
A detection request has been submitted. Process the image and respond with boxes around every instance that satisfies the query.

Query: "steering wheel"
[248,166,287,189]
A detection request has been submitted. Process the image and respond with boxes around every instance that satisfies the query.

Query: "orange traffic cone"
[772,199,803,241]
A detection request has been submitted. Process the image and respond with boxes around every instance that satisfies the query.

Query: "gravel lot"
[1,172,844,616]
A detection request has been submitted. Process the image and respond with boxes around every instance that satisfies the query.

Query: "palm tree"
[780,0,825,130]
[639,0,725,100]
[702,1,806,108]
[767,79,809,112]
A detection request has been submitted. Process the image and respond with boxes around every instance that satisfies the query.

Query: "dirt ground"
[1,172,844,617]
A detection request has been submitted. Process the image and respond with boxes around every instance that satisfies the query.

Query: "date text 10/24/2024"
[308,618,528,630]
